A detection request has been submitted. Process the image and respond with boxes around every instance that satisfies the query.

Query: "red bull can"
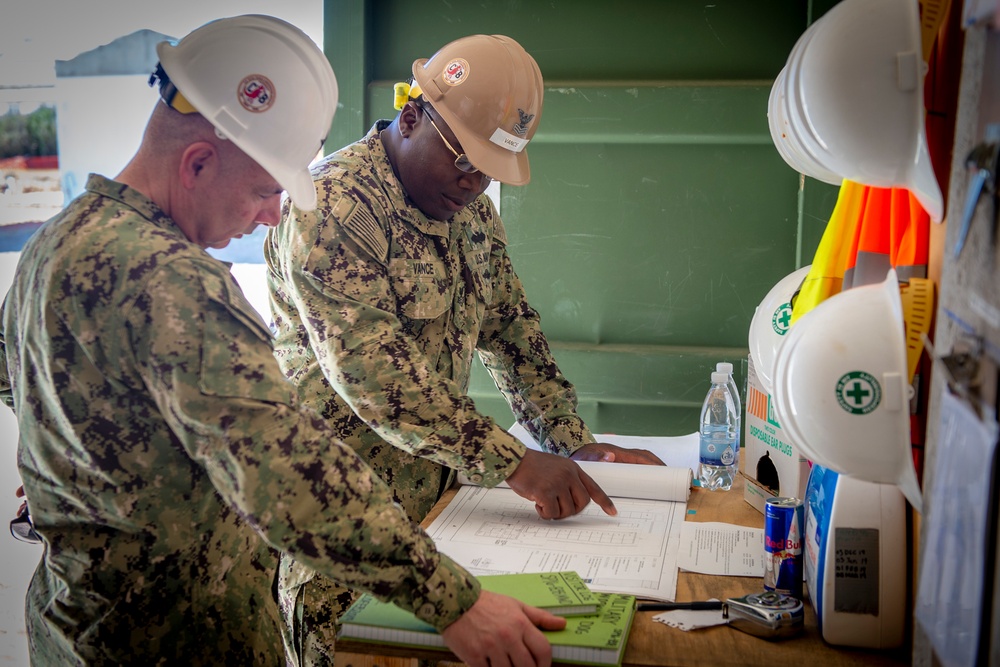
[764,497,804,600]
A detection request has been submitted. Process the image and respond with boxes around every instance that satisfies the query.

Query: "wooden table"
[336,474,912,666]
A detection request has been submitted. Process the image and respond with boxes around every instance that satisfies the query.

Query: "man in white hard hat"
[1,18,568,666]
[266,33,663,661]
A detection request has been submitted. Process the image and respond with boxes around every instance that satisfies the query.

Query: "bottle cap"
[711,372,728,384]
[716,362,733,375]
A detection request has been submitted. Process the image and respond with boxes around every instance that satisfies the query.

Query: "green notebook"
[478,571,599,616]
[338,589,636,667]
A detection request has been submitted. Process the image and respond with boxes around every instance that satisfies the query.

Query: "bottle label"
[699,437,726,465]
[720,446,735,466]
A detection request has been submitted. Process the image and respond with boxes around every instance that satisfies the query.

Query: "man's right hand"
[441,589,565,667]
[505,449,616,520]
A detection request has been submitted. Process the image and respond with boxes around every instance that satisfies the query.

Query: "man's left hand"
[570,443,665,465]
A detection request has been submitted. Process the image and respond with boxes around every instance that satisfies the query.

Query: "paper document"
[676,522,764,577]
[575,460,692,501]
[915,389,999,667]
[507,423,700,472]
[426,483,687,602]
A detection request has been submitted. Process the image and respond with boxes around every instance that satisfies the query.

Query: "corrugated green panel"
[468,388,708,438]
[529,83,781,144]
[504,140,800,348]
[323,0,370,156]
[469,344,749,436]
[364,0,807,81]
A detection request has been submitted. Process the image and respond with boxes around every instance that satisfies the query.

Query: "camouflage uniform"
[265,122,597,655]
[0,174,480,667]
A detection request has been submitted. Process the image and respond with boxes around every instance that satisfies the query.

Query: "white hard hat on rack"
[771,269,922,512]
[768,0,943,221]
[767,19,843,187]
[748,265,812,396]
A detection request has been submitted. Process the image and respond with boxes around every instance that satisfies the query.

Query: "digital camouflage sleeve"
[0,174,479,666]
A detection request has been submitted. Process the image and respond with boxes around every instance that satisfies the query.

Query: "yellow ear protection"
[393,81,423,110]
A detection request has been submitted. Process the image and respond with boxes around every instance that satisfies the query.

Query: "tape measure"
[899,277,936,382]
[919,0,951,62]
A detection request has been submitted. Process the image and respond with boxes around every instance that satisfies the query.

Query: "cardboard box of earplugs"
[741,354,811,513]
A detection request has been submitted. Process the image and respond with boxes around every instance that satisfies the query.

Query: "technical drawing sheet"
[425,484,687,601]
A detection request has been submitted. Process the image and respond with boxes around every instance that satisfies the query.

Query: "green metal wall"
[323,0,839,436]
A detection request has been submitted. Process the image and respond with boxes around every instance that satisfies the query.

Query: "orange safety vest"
[792,183,930,321]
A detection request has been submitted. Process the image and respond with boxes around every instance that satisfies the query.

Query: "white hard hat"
[768,68,841,185]
[771,269,922,512]
[154,14,338,211]
[748,265,812,396]
[780,0,942,221]
[412,34,543,185]
[767,19,843,186]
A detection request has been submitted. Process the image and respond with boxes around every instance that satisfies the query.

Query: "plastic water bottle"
[699,370,739,491]
[716,361,742,456]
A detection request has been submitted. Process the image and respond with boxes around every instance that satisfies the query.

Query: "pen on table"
[637,600,723,612]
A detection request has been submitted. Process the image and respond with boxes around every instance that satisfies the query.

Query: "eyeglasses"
[9,509,41,544]
[421,108,491,182]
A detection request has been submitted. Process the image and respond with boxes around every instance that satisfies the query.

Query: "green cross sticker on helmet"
[835,371,881,415]
[771,302,793,336]
[748,265,811,395]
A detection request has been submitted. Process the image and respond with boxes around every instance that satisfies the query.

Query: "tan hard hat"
[412,34,543,185]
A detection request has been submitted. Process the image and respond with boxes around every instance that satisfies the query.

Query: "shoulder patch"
[342,198,389,262]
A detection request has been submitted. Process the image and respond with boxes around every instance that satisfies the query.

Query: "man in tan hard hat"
[266,33,663,661]
[1,19,569,666]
